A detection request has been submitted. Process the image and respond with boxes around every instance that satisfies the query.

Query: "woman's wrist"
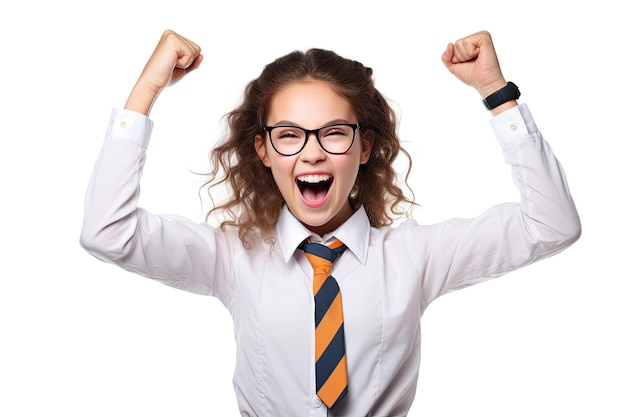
[478,79,508,100]
[124,80,161,116]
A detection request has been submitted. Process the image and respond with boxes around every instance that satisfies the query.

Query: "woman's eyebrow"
[269,118,352,127]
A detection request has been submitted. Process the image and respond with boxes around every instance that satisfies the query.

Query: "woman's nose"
[299,133,326,163]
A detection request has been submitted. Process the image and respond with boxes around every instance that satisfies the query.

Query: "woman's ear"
[255,134,272,168]
[360,129,374,164]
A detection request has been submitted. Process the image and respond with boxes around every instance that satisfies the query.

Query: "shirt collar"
[276,205,370,265]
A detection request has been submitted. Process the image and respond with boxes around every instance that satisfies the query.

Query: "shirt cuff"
[106,108,154,148]
[489,103,538,147]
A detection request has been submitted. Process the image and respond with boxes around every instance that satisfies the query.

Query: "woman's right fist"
[125,30,202,115]
[139,29,203,93]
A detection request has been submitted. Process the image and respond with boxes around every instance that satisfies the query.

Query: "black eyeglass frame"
[262,123,361,156]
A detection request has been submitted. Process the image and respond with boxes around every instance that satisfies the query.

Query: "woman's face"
[255,80,372,236]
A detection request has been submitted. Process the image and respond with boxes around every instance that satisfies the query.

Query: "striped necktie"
[299,239,348,410]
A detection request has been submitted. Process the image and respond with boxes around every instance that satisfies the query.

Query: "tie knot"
[299,239,347,264]
[299,240,347,286]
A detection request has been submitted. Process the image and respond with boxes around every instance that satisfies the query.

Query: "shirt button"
[314,397,323,408]
[119,120,127,129]
[509,122,518,132]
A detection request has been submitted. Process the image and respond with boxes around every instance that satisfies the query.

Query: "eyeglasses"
[262,123,360,156]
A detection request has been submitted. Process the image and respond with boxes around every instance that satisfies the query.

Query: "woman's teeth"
[297,174,332,184]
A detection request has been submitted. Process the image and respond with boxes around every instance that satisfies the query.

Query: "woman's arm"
[79,31,229,297]
[413,31,581,303]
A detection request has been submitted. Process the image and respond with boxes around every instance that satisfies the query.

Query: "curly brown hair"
[204,48,415,245]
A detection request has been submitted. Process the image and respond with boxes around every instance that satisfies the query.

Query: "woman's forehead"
[266,80,356,126]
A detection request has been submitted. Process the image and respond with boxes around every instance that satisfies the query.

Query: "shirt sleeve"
[413,103,581,305]
[80,109,233,301]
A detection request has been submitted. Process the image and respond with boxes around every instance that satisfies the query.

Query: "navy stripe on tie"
[315,276,340,326]
[315,324,345,391]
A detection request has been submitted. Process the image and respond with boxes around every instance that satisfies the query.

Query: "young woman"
[80,29,581,416]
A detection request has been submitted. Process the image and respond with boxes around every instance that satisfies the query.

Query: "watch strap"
[482,82,520,110]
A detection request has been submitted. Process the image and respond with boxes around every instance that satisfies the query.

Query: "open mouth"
[297,174,333,204]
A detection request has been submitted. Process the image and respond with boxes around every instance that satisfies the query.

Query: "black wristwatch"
[482,82,521,110]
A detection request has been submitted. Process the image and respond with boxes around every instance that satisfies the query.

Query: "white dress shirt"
[80,103,581,416]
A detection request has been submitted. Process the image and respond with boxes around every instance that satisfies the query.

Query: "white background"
[1,1,624,416]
